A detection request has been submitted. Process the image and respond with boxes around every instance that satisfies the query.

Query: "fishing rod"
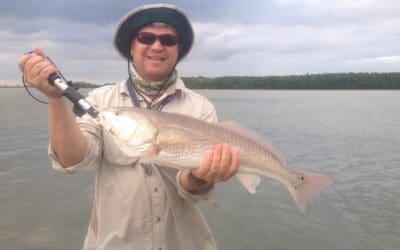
[23,51,99,118]
[47,72,99,118]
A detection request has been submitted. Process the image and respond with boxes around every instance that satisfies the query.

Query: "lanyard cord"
[126,61,177,176]
[22,75,48,104]
[126,71,176,111]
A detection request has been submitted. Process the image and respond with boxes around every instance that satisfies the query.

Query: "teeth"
[148,56,164,61]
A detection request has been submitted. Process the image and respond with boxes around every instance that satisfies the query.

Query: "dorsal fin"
[215,121,287,166]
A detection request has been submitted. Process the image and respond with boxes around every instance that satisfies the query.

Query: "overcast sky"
[1,0,399,85]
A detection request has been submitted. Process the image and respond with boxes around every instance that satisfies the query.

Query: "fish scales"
[100,108,334,214]
[154,112,284,175]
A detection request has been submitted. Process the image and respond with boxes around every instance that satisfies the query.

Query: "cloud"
[0,11,127,84]
[0,0,132,24]
[1,0,400,85]
[180,10,400,76]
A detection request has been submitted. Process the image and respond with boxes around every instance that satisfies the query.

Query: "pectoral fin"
[138,144,160,163]
[236,173,261,194]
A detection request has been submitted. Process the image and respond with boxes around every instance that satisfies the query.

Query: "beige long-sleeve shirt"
[49,78,219,250]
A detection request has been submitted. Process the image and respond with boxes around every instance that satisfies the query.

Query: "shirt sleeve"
[175,170,217,205]
[48,92,103,174]
[48,130,101,174]
[200,97,218,123]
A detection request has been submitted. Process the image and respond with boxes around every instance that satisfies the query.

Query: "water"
[1,88,399,250]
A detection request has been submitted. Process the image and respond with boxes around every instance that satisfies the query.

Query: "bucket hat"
[113,4,194,62]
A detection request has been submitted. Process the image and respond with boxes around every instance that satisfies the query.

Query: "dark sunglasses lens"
[159,35,179,46]
[137,33,157,45]
[136,33,178,46]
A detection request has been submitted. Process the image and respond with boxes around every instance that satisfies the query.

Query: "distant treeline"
[9,72,395,89]
[182,72,400,89]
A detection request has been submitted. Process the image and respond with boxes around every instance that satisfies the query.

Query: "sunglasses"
[135,32,179,47]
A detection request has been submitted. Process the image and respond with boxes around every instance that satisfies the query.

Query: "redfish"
[99,107,334,214]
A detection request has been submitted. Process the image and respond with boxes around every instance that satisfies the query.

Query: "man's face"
[130,25,180,81]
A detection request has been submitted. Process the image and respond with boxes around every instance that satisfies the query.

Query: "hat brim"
[113,4,194,62]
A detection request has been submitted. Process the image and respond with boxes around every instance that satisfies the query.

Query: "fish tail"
[285,169,334,214]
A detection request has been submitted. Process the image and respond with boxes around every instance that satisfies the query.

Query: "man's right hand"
[18,47,61,98]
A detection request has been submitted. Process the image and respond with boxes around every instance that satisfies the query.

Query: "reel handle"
[48,73,98,118]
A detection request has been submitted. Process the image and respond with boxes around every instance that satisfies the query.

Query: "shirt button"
[156,217,161,223]
[158,247,162,250]
[154,187,158,192]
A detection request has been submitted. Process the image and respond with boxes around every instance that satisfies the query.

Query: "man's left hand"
[193,143,240,183]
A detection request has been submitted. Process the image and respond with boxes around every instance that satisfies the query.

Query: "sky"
[1,0,400,85]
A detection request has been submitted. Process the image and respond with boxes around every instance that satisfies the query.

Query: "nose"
[150,38,164,50]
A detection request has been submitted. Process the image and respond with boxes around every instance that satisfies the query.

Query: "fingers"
[18,48,46,72]
[195,150,213,178]
[206,143,231,181]
[220,148,240,182]
[33,47,46,57]
[24,56,48,81]
[31,61,57,83]
[18,53,34,73]
[17,48,60,98]
[18,47,53,82]
[194,143,240,184]
[219,143,232,178]
[24,55,57,88]
[206,144,223,180]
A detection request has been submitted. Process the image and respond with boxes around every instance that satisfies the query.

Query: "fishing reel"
[47,73,98,118]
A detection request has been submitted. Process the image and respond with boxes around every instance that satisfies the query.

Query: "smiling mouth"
[147,56,165,61]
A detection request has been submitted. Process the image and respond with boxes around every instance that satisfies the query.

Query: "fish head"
[99,110,158,158]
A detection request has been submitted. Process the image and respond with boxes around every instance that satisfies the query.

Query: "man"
[18,4,239,250]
